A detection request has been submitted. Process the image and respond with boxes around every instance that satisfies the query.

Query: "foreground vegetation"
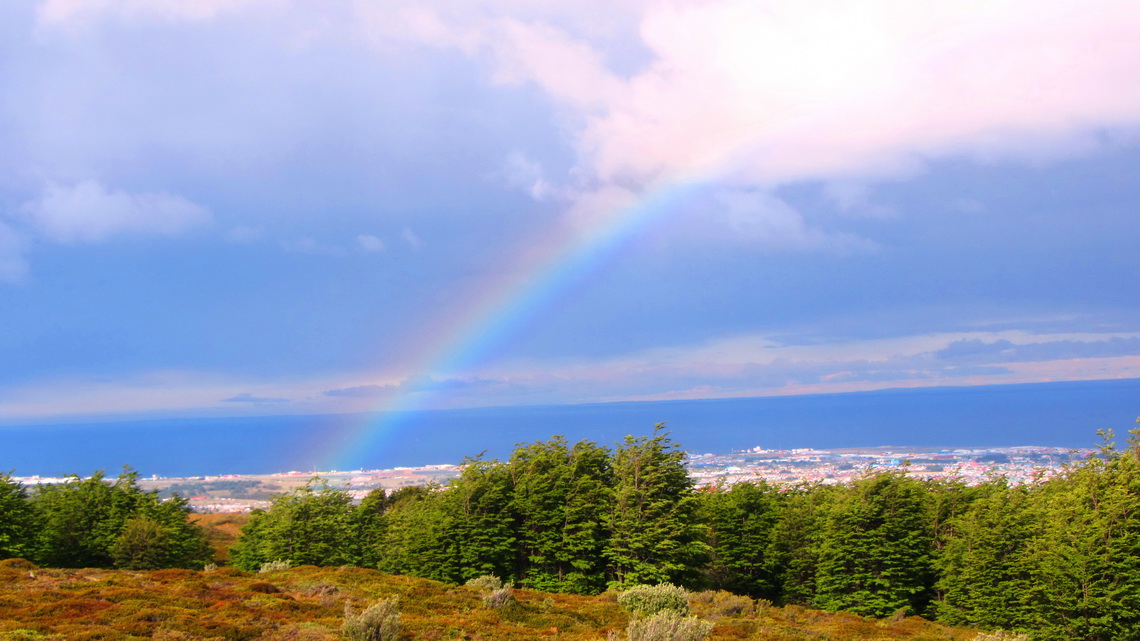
[0,558,982,641]
[4,422,1140,640]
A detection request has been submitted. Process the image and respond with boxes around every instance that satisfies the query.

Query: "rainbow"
[318,179,706,471]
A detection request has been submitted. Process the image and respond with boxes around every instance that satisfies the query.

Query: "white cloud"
[487,18,625,110]
[713,189,875,252]
[585,0,1140,185]
[361,0,1140,188]
[451,327,1140,405]
[559,184,640,236]
[501,152,556,201]
[20,180,212,244]
[342,0,1140,258]
[356,234,386,253]
[401,227,422,250]
[222,392,289,404]
[822,182,894,218]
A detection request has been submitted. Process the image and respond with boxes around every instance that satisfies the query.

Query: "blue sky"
[2,0,1140,422]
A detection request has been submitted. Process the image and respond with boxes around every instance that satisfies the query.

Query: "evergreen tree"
[605,425,707,588]
[351,487,389,568]
[229,507,270,571]
[558,440,614,594]
[447,455,517,583]
[31,468,209,569]
[230,478,355,570]
[935,478,1036,629]
[813,470,934,617]
[1018,429,1140,641]
[699,480,780,599]
[765,482,836,605]
[111,516,173,570]
[377,484,461,582]
[509,437,613,594]
[0,472,34,561]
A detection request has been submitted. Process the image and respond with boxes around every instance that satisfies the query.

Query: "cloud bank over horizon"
[1,0,1139,421]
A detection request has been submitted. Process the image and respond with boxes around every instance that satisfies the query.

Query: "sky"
[2,0,1140,423]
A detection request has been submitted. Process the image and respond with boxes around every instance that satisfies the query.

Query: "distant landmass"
[1,378,1137,478]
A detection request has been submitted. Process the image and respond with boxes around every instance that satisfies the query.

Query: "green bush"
[619,583,690,617]
[627,611,713,641]
[464,574,503,591]
[343,596,400,641]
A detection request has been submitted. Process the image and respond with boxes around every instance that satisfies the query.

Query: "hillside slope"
[0,558,982,641]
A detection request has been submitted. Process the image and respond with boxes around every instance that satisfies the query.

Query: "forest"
[3,424,1140,641]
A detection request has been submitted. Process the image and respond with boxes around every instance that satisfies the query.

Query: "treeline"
[230,425,1140,641]
[5,426,1140,641]
[0,468,211,570]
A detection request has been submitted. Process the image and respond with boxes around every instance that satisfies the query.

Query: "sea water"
[1,378,1137,478]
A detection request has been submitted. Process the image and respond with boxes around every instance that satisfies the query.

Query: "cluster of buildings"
[687,444,1094,487]
[12,446,1093,513]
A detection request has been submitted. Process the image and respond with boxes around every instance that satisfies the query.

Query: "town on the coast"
[11,443,1093,513]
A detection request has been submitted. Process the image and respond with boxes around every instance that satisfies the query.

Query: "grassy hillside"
[0,558,982,641]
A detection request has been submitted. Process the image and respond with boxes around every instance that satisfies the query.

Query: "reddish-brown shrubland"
[0,562,981,641]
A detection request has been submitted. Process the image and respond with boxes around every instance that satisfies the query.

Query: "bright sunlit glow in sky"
[1,0,1140,422]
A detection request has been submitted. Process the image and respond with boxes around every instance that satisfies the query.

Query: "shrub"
[619,583,690,617]
[259,559,292,573]
[599,587,622,602]
[343,596,400,641]
[151,631,214,640]
[971,632,1030,641]
[249,581,281,594]
[303,583,339,597]
[464,574,503,591]
[627,611,713,641]
[706,591,753,618]
[483,586,516,609]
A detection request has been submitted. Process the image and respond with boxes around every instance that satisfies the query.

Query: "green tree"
[935,479,1035,629]
[230,478,355,570]
[765,482,836,605]
[111,516,171,570]
[605,425,708,588]
[0,473,35,561]
[813,470,934,617]
[1017,429,1140,641]
[377,483,461,582]
[699,480,780,599]
[31,468,209,569]
[351,488,390,568]
[447,455,517,583]
[509,437,613,594]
